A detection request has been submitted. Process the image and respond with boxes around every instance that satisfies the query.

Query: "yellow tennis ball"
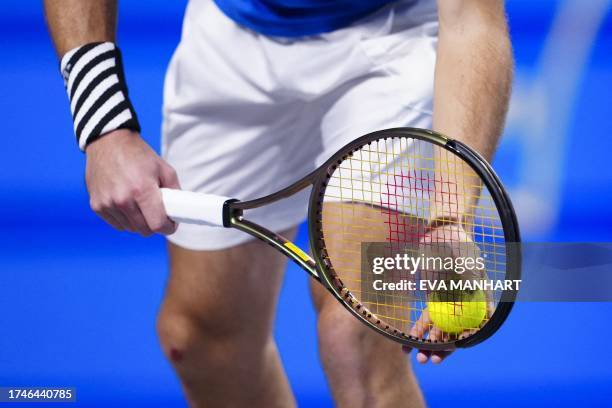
[427,290,487,334]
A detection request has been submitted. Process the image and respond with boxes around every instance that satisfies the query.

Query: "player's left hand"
[401,222,484,364]
[402,308,453,364]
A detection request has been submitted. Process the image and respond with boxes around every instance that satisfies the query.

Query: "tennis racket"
[160,127,520,350]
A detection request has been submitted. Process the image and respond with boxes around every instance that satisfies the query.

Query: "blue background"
[1,1,612,406]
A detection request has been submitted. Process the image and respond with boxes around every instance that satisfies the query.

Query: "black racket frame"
[223,128,521,350]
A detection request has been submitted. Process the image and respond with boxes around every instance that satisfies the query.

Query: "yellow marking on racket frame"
[284,242,312,262]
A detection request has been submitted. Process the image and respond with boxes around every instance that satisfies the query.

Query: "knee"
[316,298,371,357]
[156,306,266,367]
[311,280,369,352]
[156,309,200,364]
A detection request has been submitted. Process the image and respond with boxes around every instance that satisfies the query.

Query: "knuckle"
[149,219,165,233]
[168,168,178,181]
[162,163,175,174]
[130,185,144,198]
[90,197,109,213]
[133,184,158,203]
[112,193,132,209]
[113,198,128,209]
[162,164,179,183]
[90,200,102,213]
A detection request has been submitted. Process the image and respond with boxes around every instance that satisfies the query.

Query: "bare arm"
[429,0,513,223]
[44,0,179,236]
[44,0,117,56]
[434,0,513,160]
[413,0,513,365]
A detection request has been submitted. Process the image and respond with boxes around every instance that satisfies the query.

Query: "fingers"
[416,348,454,364]
[89,160,180,236]
[99,209,125,231]
[90,189,154,236]
[91,197,135,232]
[427,329,452,364]
[137,185,177,235]
[159,162,180,189]
[414,322,436,364]
[85,133,180,236]
[410,309,431,339]
[408,309,454,364]
[117,197,154,236]
[127,161,180,236]
[154,162,180,234]
[416,350,431,364]
[402,342,450,364]
[106,207,133,231]
[426,328,451,363]
[415,344,453,365]
[403,344,450,365]
[409,311,433,363]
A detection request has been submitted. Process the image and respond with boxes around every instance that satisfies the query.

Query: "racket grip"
[160,188,232,227]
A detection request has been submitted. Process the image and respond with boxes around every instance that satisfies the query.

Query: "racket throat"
[229,216,320,281]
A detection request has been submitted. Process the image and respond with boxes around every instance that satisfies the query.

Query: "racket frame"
[222,127,521,350]
[225,171,322,281]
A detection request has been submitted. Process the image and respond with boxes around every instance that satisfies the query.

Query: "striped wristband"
[60,42,140,151]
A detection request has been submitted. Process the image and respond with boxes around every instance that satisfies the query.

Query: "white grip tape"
[160,188,231,227]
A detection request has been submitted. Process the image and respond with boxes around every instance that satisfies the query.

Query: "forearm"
[45,0,141,151]
[44,0,117,56]
[430,1,513,222]
[433,2,513,160]
[44,0,178,236]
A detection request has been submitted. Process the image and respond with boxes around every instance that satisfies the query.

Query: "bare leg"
[157,228,298,408]
[312,203,426,408]
[311,283,425,408]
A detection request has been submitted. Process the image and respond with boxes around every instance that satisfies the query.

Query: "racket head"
[308,128,520,350]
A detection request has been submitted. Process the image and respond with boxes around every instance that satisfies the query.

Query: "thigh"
[312,202,425,334]
[162,227,298,338]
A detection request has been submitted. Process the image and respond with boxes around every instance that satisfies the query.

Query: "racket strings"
[318,136,506,343]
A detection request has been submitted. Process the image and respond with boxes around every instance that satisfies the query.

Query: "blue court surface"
[1,1,612,406]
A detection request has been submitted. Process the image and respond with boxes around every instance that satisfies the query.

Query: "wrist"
[84,128,141,155]
[59,42,140,151]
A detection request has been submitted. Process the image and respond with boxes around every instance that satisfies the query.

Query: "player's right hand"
[85,129,180,236]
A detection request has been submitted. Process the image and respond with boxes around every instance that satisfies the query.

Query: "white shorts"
[162,0,438,250]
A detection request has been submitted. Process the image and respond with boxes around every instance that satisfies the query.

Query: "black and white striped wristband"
[60,42,140,151]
